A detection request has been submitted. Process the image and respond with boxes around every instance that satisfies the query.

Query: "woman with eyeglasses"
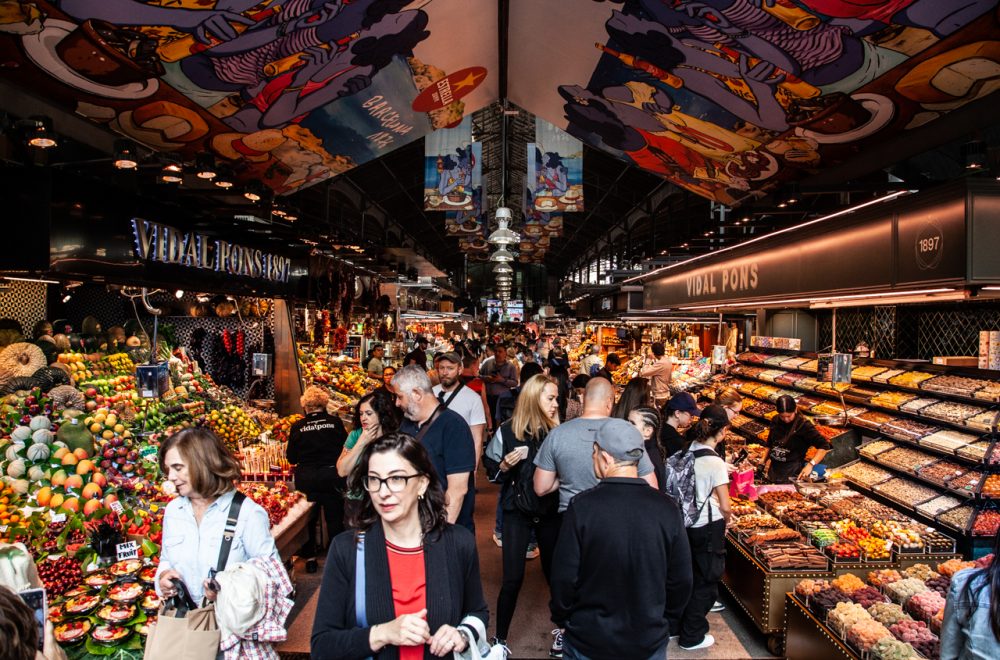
[312,433,489,660]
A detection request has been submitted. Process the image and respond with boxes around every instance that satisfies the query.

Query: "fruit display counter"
[297,344,379,411]
[0,341,307,659]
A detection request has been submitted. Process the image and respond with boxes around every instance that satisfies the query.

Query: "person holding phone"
[0,585,67,660]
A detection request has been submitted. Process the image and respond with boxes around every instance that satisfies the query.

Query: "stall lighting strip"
[666,287,956,311]
[623,189,917,284]
[3,276,60,284]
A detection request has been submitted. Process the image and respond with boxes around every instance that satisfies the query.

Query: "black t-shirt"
[403,348,427,369]
[660,424,686,459]
[287,411,347,466]
[400,407,476,531]
[766,415,830,482]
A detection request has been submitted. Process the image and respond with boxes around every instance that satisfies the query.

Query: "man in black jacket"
[550,418,693,660]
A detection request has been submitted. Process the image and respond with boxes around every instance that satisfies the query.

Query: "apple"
[60,497,80,513]
[85,388,97,398]
[81,483,102,500]
[100,459,111,469]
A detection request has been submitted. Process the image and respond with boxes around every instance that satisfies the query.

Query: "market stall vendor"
[762,395,830,483]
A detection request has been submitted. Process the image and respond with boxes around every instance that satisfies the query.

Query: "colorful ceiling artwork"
[1,0,496,194]
[508,0,1000,204]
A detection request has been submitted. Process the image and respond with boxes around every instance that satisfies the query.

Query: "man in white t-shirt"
[432,351,487,468]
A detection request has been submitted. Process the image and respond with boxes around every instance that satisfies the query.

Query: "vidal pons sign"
[131,218,291,283]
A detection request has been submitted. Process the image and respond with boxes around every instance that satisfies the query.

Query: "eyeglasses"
[363,474,422,493]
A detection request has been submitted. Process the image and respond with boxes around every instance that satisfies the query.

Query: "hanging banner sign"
[425,116,481,211]
[131,218,292,283]
[532,118,584,212]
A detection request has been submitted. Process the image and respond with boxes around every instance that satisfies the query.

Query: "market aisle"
[277,478,778,659]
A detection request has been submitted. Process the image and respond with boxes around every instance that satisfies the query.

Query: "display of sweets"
[976,380,1000,402]
[730,495,758,517]
[900,397,939,413]
[916,494,966,520]
[981,474,1000,498]
[972,510,1000,536]
[956,439,991,462]
[744,528,801,546]
[868,602,912,627]
[916,460,967,486]
[845,386,882,402]
[931,608,944,635]
[937,504,976,531]
[854,410,897,429]
[882,418,940,442]
[902,564,939,582]
[889,371,936,388]
[966,409,998,433]
[871,638,919,660]
[832,573,868,594]
[924,574,951,597]
[905,591,946,620]
[860,440,898,458]
[847,619,894,653]
[870,522,923,552]
[852,365,888,381]
[828,601,872,636]
[873,478,938,507]
[827,541,863,560]
[937,558,976,577]
[732,513,783,530]
[948,469,983,495]
[873,369,906,383]
[871,391,918,410]
[877,448,937,473]
[889,619,940,659]
[859,536,893,560]
[756,542,829,571]
[921,530,957,553]
[868,569,904,588]
[923,401,989,426]
[850,586,890,609]
[885,578,929,605]
[795,578,830,600]
[811,587,853,617]
[811,528,839,548]
[921,374,989,397]
[841,461,894,486]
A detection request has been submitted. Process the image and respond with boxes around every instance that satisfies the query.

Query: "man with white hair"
[578,344,602,376]
[392,365,476,531]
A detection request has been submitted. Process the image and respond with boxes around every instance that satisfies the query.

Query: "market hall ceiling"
[2,2,1000,243]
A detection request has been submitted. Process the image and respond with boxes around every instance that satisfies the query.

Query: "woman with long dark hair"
[763,395,830,483]
[611,376,652,419]
[628,406,666,494]
[312,433,489,660]
[941,533,1000,659]
[548,362,572,421]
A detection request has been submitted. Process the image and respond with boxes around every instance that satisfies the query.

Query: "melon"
[31,429,53,445]
[26,444,49,462]
[10,426,31,442]
[11,478,28,495]
[6,459,25,478]
[55,418,94,457]
[4,443,23,462]
[27,465,45,482]
[29,416,51,432]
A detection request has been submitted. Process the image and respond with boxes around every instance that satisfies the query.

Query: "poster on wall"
[425,116,481,210]
[507,0,1000,205]
[531,118,584,212]
[0,0,497,195]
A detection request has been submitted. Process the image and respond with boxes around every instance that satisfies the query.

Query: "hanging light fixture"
[196,153,217,179]
[20,116,56,149]
[271,200,287,217]
[243,180,264,202]
[113,139,138,170]
[493,262,513,274]
[490,247,514,262]
[214,167,234,189]
[284,206,299,222]
[159,158,183,183]
[488,207,519,245]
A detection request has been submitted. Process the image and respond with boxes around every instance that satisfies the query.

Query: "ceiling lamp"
[243,181,264,202]
[159,158,183,183]
[488,207,519,245]
[271,201,287,217]
[284,206,298,222]
[20,116,56,149]
[113,139,138,170]
[496,274,513,283]
[214,167,234,189]
[493,262,513,274]
[196,153,217,179]
[962,139,986,169]
[490,247,514,262]
[784,183,800,205]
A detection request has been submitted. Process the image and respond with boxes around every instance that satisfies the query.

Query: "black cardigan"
[311,523,489,660]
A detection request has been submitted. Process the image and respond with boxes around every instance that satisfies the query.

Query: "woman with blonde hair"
[288,385,349,570]
[483,374,561,646]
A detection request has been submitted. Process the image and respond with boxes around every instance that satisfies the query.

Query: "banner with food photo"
[531,118,584,212]
[425,116,481,211]
[444,189,483,235]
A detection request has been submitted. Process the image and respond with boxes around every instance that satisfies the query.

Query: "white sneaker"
[492,533,502,548]
[710,601,725,612]
[680,634,715,651]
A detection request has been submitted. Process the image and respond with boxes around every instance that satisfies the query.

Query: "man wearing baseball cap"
[661,392,700,458]
[550,418,693,660]
[432,351,487,467]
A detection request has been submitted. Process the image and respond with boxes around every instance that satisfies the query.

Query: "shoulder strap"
[216,491,246,573]
[440,381,465,409]
[692,448,718,459]
[355,532,367,628]
[414,405,443,443]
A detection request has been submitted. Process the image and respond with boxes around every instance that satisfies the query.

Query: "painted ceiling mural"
[508,0,1000,205]
[0,0,496,194]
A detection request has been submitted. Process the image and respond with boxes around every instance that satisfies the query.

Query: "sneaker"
[710,600,726,612]
[492,533,503,548]
[680,634,715,651]
[550,628,564,658]
[491,636,507,647]
[525,545,539,560]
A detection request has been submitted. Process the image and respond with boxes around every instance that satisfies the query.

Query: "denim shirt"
[941,568,999,660]
[154,489,279,603]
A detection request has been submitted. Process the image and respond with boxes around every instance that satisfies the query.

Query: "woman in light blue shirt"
[941,531,1000,660]
[155,428,279,604]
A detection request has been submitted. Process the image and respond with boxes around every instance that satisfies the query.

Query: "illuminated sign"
[131,218,291,283]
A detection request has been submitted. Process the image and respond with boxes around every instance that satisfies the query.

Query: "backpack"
[588,361,600,377]
[663,446,717,527]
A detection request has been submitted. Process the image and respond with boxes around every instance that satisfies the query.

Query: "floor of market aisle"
[277,479,777,659]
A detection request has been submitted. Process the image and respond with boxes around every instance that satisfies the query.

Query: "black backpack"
[503,425,557,518]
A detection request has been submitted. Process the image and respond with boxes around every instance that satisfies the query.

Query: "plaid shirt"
[220,555,294,660]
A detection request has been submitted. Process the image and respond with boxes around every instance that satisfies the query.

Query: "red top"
[386,540,427,660]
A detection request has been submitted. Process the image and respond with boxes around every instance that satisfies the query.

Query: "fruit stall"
[298,343,380,416]
[0,340,310,659]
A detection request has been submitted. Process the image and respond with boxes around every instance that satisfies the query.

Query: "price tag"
[0,525,8,533]
[109,501,125,515]
[50,513,67,523]
[139,446,158,460]
[116,541,139,561]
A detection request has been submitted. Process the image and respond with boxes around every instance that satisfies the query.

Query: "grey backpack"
[663,447,716,527]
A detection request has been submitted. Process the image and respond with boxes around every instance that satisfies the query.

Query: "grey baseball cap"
[594,418,646,462]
